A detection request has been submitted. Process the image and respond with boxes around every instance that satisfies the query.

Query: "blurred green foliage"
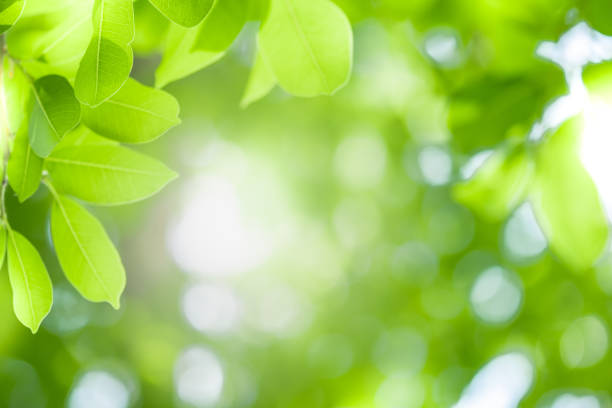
[4,0,612,407]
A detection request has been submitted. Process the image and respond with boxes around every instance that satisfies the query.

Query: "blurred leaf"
[192,0,246,52]
[531,116,608,271]
[2,56,30,134]
[581,0,612,36]
[148,0,213,27]
[7,0,93,79]
[133,0,169,54]
[74,0,135,106]
[8,119,43,203]
[50,193,125,308]
[241,49,277,108]
[45,145,177,205]
[155,21,224,88]
[258,0,353,97]
[82,78,180,143]
[28,75,81,157]
[0,0,24,33]
[454,143,533,222]
[447,61,565,152]
[6,228,53,333]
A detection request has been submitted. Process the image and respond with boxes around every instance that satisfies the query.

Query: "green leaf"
[0,0,24,33]
[258,0,353,97]
[0,225,5,271]
[74,0,135,106]
[531,116,609,271]
[454,143,533,222]
[8,119,43,202]
[29,75,81,157]
[133,0,169,54]
[241,49,277,108]
[192,0,246,52]
[54,124,118,150]
[45,145,178,205]
[6,0,93,79]
[155,21,224,88]
[51,193,125,308]
[2,55,30,134]
[82,78,180,143]
[7,228,53,333]
[148,0,213,27]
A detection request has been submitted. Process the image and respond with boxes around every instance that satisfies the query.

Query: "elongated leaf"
[532,116,608,271]
[0,0,24,33]
[51,194,125,308]
[0,226,6,271]
[192,0,246,52]
[28,75,81,157]
[74,0,135,106]
[148,0,213,27]
[7,228,53,333]
[258,0,353,97]
[8,119,43,202]
[82,78,180,143]
[241,49,277,108]
[155,22,223,88]
[454,143,533,222]
[2,55,30,133]
[45,145,178,205]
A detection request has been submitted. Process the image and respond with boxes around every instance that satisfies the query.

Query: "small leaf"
[0,0,24,33]
[531,116,609,271]
[82,78,180,143]
[192,0,246,52]
[51,194,125,308]
[148,0,213,27]
[258,0,353,97]
[7,228,53,333]
[8,118,43,202]
[74,0,135,106]
[241,49,277,108]
[45,144,178,205]
[454,143,533,222]
[155,21,223,88]
[28,75,81,157]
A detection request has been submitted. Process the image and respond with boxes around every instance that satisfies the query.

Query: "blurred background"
[4,0,612,407]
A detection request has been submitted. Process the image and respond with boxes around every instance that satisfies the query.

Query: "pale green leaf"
[7,228,53,333]
[29,75,81,157]
[51,193,125,308]
[0,0,25,33]
[6,0,93,79]
[8,118,43,202]
[241,49,277,108]
[258,0,353,97]
[82,78,180,143]
[2,56,30,133]
[531,116,609,271]
[74,0,135,106]
[133,0,169,54]
[155,21,224,88]
[54,124,118,150]
[45,145,178,205]
[454,143,533,222]
[192,0,246,52]
[0,225,5,271]
[148,0,213,27]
